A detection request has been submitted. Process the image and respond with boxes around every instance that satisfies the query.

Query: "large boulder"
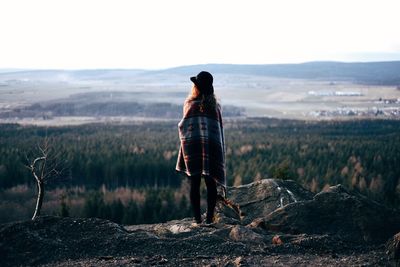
[221,179,314,224]
[257,184,400,243]
[386,232,400,263]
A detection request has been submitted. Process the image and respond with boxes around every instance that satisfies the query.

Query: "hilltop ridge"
[159,61,400,85]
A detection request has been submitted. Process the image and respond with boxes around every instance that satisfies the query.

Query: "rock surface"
[222,179,314,224]
[386,232,400,265]
[1,178,399,267]
[254,184,400,243]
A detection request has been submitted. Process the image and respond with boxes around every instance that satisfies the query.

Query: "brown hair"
[188,84,217,112]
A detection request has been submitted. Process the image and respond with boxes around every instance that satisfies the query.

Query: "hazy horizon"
[1,57,400,71]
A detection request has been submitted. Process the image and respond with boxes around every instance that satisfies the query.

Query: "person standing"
[176,71,226,225]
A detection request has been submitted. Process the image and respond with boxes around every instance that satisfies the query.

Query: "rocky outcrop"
[1,179,399,267]
[221,179,313,224]
[242,183,400,243]
[222,179,400,243]
[386,232,400,265]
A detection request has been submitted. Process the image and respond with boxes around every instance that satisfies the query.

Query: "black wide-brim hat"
[190,71,214,95]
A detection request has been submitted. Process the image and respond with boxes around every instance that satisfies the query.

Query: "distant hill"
[159,61,400,85]
[1,61,400,85]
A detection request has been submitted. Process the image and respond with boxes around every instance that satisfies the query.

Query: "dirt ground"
[0,216,394,267]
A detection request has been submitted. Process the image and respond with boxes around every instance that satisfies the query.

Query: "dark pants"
[189,174,217,223]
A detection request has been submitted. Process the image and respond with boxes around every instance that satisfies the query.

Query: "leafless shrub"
[25,135,70,220]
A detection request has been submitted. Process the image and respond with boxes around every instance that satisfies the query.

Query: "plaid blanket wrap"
[176,99,226,189]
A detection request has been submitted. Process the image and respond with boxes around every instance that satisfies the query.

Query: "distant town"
[308,90,363,96]
[309,98,400,118]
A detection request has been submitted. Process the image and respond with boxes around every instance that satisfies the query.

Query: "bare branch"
[24,152,30,166]
[29,156,46,183]
[31,156,46,169]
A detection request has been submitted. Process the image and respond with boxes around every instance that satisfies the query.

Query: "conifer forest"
[1,118,399,224]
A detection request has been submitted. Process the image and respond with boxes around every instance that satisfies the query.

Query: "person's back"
[176,71,225,224]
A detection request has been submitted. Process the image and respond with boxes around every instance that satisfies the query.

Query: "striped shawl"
[175,98,226,190]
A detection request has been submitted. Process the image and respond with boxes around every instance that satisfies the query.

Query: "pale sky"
[0,0,399,69]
